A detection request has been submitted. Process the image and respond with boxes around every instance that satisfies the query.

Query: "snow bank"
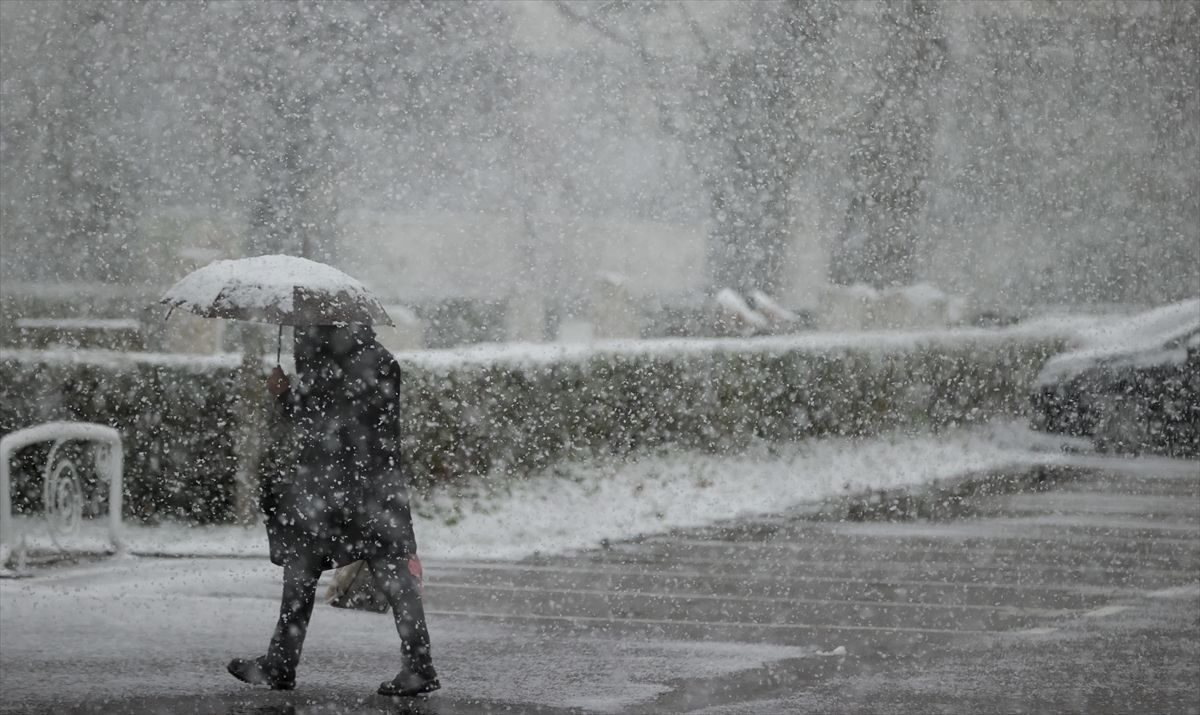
[415,423,1059,560]
[7,423,1059,562]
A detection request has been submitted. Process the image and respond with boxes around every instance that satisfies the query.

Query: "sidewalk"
[1,454,1197,714]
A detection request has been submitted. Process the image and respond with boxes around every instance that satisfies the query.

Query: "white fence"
[0,421,124,566]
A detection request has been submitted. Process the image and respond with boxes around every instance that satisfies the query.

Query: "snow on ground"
[1,424,1191,712]
[415,421,1063,560]
[0,556,812,713]
[6,422,1073,565]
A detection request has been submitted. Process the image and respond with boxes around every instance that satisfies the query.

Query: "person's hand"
[267,366,290,397]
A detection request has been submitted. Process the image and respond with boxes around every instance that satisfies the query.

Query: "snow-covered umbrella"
[160,254,394,362]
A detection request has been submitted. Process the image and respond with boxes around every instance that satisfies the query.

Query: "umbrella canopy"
[160,255,394,327]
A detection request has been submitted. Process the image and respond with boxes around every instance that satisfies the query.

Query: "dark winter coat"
[259,324,416,570]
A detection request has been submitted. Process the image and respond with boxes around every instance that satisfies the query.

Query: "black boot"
[367,558,439,697]
[227,656,296,691]
[377,666,439,697]
[230,561,318,692]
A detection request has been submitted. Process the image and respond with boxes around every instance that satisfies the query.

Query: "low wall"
[0,325,1069,524]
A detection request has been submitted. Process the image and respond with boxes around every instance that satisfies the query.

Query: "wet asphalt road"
[2,457,1197,714]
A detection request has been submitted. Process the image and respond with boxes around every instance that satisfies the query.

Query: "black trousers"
[266,556,435,676]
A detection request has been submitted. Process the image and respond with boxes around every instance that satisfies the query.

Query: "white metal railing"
[0,421,124,566]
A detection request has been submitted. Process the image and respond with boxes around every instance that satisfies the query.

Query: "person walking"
[227,323,438,697]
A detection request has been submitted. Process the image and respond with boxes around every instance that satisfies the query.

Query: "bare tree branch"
[676,3,712,58]
[552,1,637,49]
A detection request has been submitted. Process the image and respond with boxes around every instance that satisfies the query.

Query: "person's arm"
[268,366,297,416]
[370,355,403,469]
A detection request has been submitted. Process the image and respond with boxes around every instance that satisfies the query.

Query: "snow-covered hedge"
[0,326,1068,523]
[0,351,240,523]
[395,329,1067,486]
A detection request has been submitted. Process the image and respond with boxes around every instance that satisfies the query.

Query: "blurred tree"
[926,1,1198,309]
[557,0,841,296]
[163,0,513,262]
[829,0,946,289]
[0,0,147,282]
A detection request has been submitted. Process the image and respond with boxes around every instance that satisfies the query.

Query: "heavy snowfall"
[0,2,1197,714]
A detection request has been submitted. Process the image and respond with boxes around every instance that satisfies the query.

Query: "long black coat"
[260,325,416,570]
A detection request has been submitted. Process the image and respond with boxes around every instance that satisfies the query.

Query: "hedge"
[0,351,241,523]
[0,326,1069,524]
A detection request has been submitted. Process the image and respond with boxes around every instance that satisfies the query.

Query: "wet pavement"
[2,457,1197,714]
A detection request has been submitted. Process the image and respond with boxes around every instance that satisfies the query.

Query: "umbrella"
[160,254,394,363]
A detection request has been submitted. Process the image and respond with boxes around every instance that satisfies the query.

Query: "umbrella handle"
[276,324,282,367]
